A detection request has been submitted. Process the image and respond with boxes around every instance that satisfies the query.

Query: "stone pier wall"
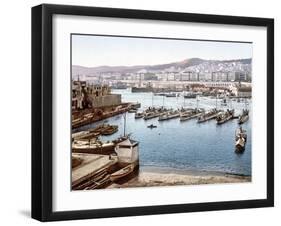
[89,94,121,108]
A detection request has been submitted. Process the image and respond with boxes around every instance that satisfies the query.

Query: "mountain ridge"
[72,58,252,75]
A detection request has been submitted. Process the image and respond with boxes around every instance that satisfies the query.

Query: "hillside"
[72,58,251,76]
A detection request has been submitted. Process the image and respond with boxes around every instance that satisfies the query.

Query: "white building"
[115,139,139,167]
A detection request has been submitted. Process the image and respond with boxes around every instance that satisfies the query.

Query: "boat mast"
[215,94,218,110]
[123,112,127,136]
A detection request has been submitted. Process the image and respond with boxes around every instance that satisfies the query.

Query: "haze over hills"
[72,58,252,77]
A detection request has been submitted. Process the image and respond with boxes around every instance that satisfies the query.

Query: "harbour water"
[75,89,252,176]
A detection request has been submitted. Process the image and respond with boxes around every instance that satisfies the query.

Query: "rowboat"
[102,125,118,135]
[147,124,157,129]
[110,164,135,182]
[128,109,137,113]
[180,109,203,121]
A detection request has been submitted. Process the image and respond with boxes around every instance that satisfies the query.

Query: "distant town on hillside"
[72,58,252,83]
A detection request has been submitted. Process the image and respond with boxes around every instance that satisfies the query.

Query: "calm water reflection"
[75,89,252,176]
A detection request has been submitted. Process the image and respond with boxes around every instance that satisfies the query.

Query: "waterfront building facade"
[72,80,121,110]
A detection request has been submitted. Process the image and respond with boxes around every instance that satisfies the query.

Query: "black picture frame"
[32,4,274,222]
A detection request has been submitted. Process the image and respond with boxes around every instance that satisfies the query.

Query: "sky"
[72,34,252,67]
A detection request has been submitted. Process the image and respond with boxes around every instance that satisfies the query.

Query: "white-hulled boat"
[235,127,247,153]
[158,110,179,121]
[238,109,249,124]
[216,109,234,124]
[134,112,144,119]
[197,109,220,123]
[180,109,203,121]
[143,112,160,120]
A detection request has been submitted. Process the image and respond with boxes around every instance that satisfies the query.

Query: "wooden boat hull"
[72,144,115,155]
[216,110,234,124]
[143,113,160,120]
[184,95,196,98]
[198,113,218,123]
[158,113,179,121]
[235,143,245,153]
[110,164,135,182]
[217,115,233,124]
[180,112,202,121]
[102,127,118,135]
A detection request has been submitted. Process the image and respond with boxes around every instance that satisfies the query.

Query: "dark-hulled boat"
[102,125,118,135]
[131,102,141,109]
[134,112,144,119]
[72,140,115,154]
[147,124,157,129]
[184,92,197,98]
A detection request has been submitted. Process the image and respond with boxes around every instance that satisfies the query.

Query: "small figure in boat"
[147,124,157,129]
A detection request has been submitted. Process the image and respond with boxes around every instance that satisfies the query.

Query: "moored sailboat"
[235,127,247,153]
[216,109,235,124]
[197,109,220,123]
[158,110,180,121]
[238,109,249,124]
[180,108,203,121]
[134,112,144,119]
